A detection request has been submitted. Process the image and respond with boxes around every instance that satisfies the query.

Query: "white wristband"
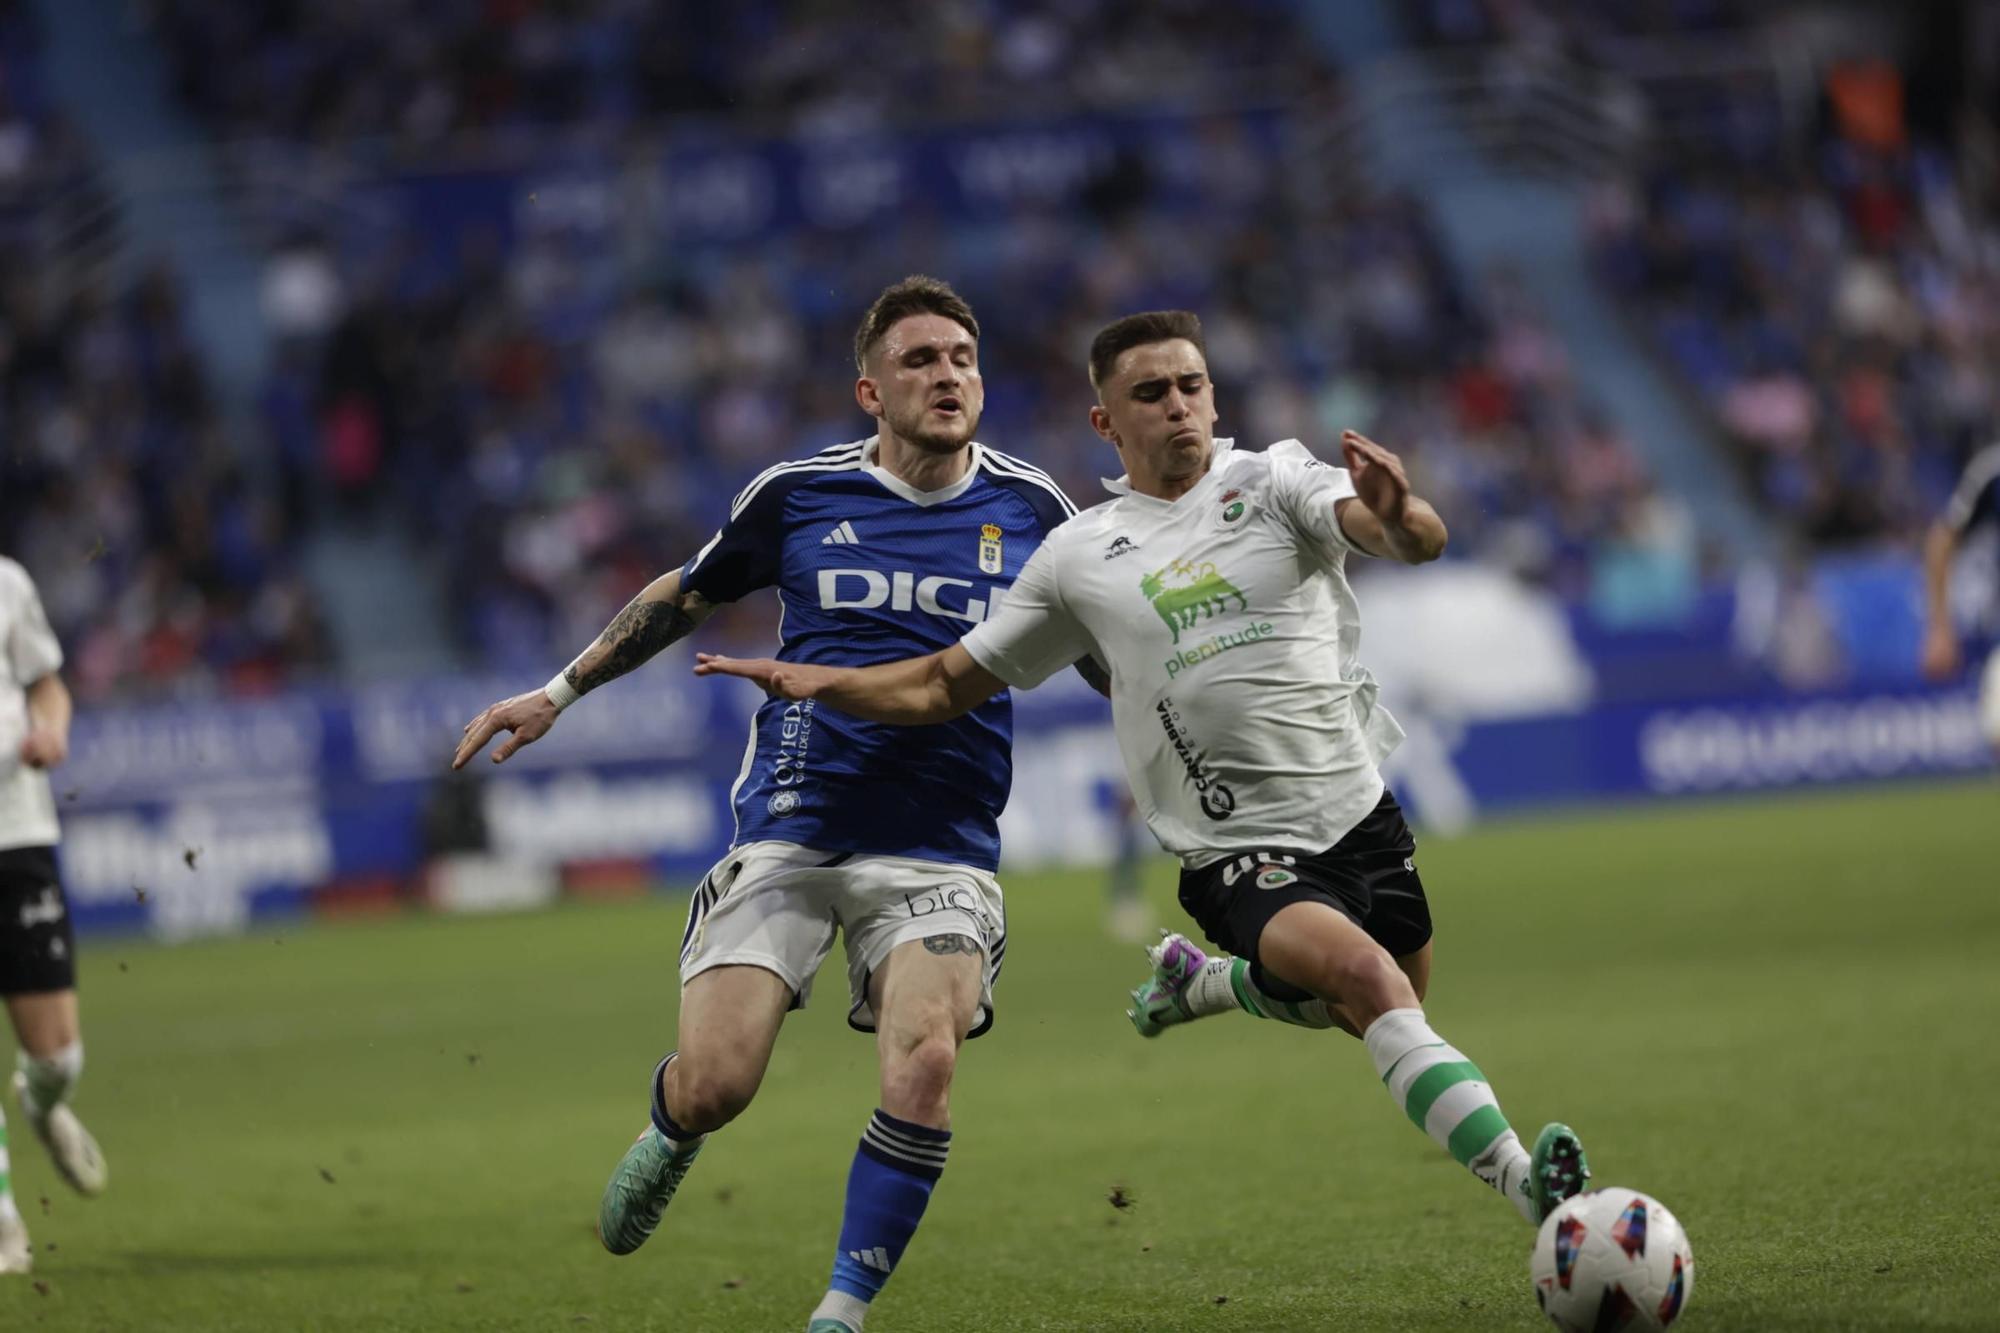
[543,671,581,713]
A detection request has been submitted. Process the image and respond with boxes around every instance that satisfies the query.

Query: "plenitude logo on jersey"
[1155,694,1235,820]
[818,569,998,624]
[1141,556,1271,678]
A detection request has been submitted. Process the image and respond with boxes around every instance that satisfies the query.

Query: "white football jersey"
[962,438,1402,868]
[0,557,64,851]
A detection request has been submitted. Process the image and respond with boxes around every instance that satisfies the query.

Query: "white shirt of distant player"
[0,558,63,851]
[963,438,1403,868]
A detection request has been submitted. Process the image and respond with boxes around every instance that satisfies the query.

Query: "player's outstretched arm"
[1335,430,1448,564]
[695,643,1005,726]
[452,569,715,769]
[19,672,71,768]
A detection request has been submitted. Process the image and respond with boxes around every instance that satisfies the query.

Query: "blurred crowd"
[0,0,329,702]
[6,0,1986,699]
[146,0,1669,671]
[1412,0,1756,47]
[1588,57,2000,549]
[143,0,1313,154]
[247,142,1679,671]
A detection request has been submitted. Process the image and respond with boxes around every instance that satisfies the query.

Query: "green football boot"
[1529,1121,1591,1223]
[597,1126,704,1255]
[1125,932,1209,1037]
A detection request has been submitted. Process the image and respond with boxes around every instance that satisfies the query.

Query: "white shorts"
[678,841,1007,1038]
[1981,647,2000,746]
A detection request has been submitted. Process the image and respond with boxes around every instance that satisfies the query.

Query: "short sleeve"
[1943,446,2000,535]
[1266,441,1360,564]
[3,562,63,686]
[681,480,787,605]
[960,542,1095,690]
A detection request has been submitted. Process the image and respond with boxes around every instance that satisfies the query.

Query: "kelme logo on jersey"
[978,524,1004,575]
[1140,558,1248,645]
[1156,695,1235,820]
[819,569,995,624]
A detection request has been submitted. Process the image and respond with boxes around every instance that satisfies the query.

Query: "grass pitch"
[3,780,1997,1331]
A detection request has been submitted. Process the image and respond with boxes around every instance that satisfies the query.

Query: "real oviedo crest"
[978,524,1004,575]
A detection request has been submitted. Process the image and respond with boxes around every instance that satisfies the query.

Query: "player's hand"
[1341,430,1411,527]
[1921,622,1963,681]
[19,727,66,769]
[695,653,835,701]
[452,689,560,769]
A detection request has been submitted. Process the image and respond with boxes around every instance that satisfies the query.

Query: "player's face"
[1090,339,1217,486]
[858,314,983,453]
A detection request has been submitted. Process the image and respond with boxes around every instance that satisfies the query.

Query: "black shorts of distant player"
[1177,789,1432,1005]
[0,846,78,995]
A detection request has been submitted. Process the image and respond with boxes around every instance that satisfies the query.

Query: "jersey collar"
[1100,437,1238,505]
[862,434,986,507]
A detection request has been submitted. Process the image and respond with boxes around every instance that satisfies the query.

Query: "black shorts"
[1177,789,1433,968]
[0,846,78,994]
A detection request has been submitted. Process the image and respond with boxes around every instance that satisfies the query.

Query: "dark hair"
[853,275,979,371]
[1088,310,1206,390]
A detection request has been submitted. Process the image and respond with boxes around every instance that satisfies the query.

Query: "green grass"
[4,780,1998,1331]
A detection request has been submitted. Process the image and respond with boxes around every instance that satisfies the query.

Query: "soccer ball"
[1529,1188,1693,1332]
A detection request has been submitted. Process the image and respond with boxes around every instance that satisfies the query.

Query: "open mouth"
[931,397,962,415]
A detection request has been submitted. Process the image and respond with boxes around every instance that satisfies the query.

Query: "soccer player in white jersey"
[454,278,1091,1332]
[695,310,1593,1231]
[1921,440,2000,754]
[0,557,109,1275]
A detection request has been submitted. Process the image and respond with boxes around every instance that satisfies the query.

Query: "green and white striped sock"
[17,1042,83,1119]
[0,1106,17,1223]
[1184,957,1339,1030]
[1365,1008,1536,1223]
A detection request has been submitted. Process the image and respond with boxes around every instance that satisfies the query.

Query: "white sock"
[1184,957,1339,1029]
[17,1042,83,1120]
[1183,957,1244,1016]
[811,1289,870,1330]
[0,1105,17,1222]
[1363,1008,1536,1223]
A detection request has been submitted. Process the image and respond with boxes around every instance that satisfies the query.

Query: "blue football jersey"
[683,437,1078,870]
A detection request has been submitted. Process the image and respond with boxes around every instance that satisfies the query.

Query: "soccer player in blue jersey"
[452,276,1084,1332]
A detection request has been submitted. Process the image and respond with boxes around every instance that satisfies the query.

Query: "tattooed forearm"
[564,595,698,696]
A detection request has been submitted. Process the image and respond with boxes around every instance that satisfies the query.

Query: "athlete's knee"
[667,1058,759,1133]
[880,1022,960,1120]
[1334,947,1418,1026]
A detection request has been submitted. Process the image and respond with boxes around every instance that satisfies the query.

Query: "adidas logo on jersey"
[821,521,862,546]
[847,1246,894,1273]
